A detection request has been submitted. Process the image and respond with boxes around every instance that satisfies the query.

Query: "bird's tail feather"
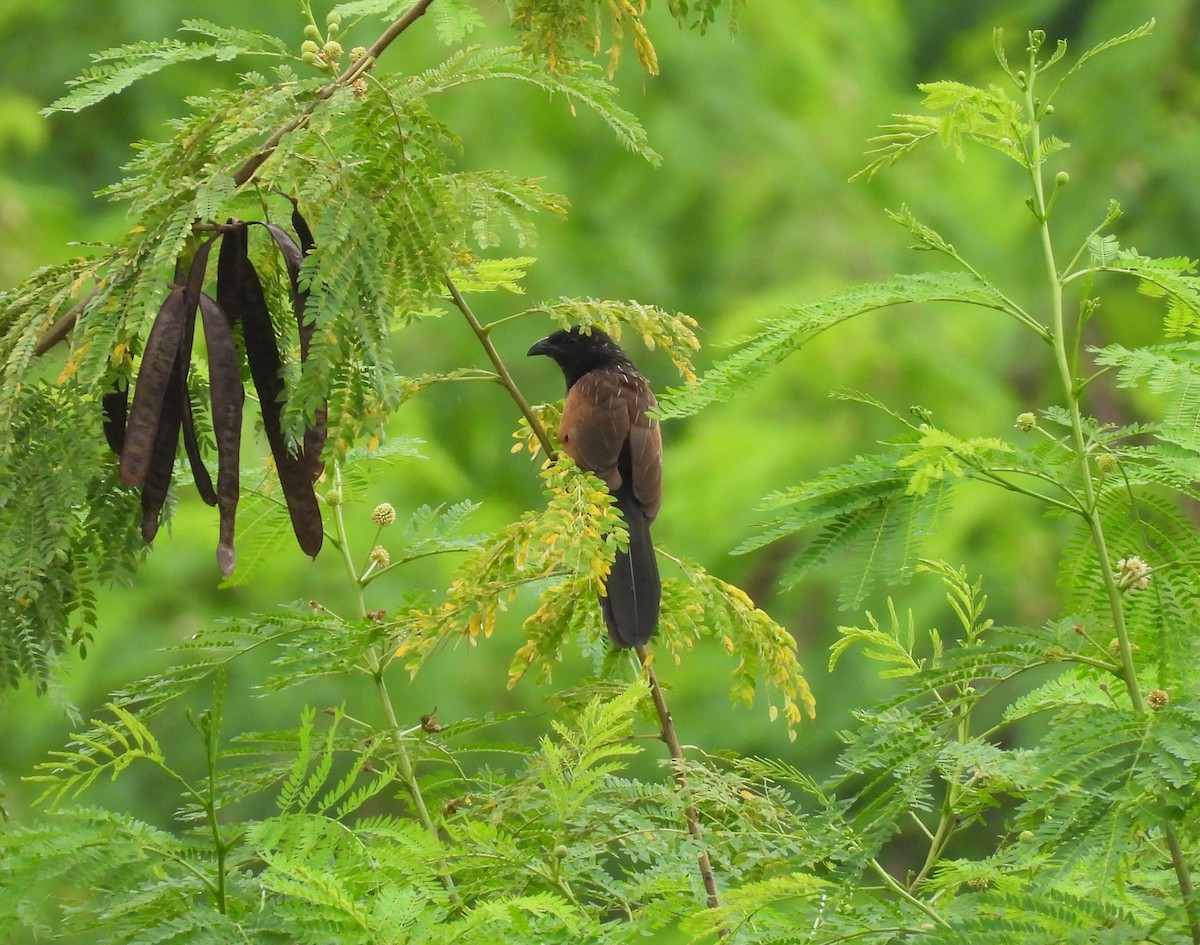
[600,485,660,647]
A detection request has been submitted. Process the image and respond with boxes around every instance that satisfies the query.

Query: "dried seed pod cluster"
[105,209,327,575]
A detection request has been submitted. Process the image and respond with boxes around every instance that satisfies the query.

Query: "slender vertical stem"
[1026,55,1197,944]
[636,648,724,920]
[1024,63,1141,713]
[446,277,557,458]
[375,670,461,905]
[1167,827,1200,944]
[205,773,229,914]
[329,475,459,904]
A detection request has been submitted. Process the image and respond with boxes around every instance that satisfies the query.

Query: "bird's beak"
[527,336,552,357]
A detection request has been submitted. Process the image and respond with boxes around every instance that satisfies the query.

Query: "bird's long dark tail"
[600,480,660,648]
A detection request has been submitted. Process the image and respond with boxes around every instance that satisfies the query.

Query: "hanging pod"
[216,221,323,558]
[111,207,325,573]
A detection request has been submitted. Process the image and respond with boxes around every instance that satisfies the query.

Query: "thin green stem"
[1026,56,1198,945]
[1167,826,1200,942]
[634,647,725,922]
[482,309,538,334]
[375,670,461,904]
[971,467,1084,516]
[331,466,368,619]
[447,276,557,457]
[328,470,459,905]
[869,857,949,928]
[1025,66,1141,711]
[205,760,229,914]
[360,545,475,587]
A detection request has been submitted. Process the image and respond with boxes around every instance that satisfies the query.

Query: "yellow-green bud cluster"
[371,502,397,527]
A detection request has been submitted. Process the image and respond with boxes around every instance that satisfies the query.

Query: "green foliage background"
[1,1,1198,935]
[0,0,1190,795]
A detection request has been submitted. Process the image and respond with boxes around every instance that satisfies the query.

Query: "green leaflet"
[657,271,1011,420]
[44,23,289,114]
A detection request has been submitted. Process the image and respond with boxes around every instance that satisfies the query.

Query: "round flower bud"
[369,545,390,568]
[553,844,569,859]
[301,51,319,64]
[301,39,321,56]
[1054,171,1070,187]
[303,24,322,42]
[1148,689,1170,711]
[371,502,397,527]
[1096,452,1117,474]
[324,487,342,507]
[1116,555,1151,592]
[350,46,368,62]
[322,40,344,62]
[1014,412,1037,432]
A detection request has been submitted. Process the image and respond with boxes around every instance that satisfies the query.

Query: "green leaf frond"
[525,297,701,382]
[1058,483,1200,688]
[43,23,289,115]
[1014,699,1200,876]
[451,256,540,294]
[663,557,815,735]
[399,457,625,675]
[250,812,453,941]
[1045,18,1156,103]
[852,81,1028,183]
[0,806,222,941]
[410,45,660,163]
[28,704,167,809]
[1081,245,1200,336]
[657,272,1012,420]
[507,0,662,77]
[919,887,1147,943]
[735,445,951,610]
[0,384,142,690]
[897,426,1015,496]
[452,172,568,250]
[830,598,928,678]
[1092,341,1200,452]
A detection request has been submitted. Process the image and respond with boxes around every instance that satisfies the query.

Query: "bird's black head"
[527,326,631,388]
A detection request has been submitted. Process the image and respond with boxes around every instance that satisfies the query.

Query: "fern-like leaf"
[657,272,1012,420]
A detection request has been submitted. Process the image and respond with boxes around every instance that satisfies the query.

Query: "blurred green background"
[1,0,1194,826]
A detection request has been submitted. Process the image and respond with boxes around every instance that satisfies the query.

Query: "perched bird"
[527,326,662,647]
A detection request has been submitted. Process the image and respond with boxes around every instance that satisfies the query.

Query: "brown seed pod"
[102,383,128,456]
[178,239,219,506]
[199,292,244,576]
[139,350,185,542]
[217,221,323,558]
[120,288,188,487]
[256,214,327,481]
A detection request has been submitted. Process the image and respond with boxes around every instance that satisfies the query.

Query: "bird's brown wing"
[560,366,662,518]
[559,367,631,489]
[626,385,661,523]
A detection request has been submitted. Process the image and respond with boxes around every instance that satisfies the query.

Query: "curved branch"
[34,0,438,355]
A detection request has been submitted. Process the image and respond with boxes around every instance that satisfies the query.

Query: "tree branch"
[446,275,557,457]
[637,647,725,919]
[33,0,438,356]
